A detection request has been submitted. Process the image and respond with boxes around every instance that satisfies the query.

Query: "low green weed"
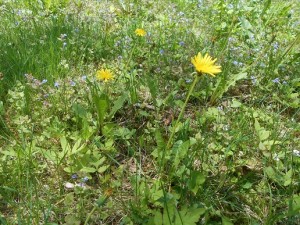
[0,0,299,224]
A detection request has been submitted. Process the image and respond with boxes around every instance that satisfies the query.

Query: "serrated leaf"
[155,130,166,152]
[172,140,190,167]
[283,169,293,186]
[71,138,85,155]
[91,157,106,168]
[80,167,96,173]
[98,165,109,173]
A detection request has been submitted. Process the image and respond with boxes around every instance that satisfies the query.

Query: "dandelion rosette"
[135,28,146,37]
[191,52,221,77]
[96,69,113,82]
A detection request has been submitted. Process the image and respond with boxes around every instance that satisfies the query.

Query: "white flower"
[292,150,300,157]
[273,153,279,161]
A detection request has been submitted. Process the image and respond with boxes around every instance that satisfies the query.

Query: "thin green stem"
[166,74,200,150]
[84,205,97,225]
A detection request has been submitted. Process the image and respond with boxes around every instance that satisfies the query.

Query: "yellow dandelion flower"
[191,52,222,77]
[135,28,146,37]
[96,69,113,82]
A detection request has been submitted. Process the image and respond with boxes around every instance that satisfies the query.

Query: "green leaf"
[71,138,85,155]
[72,103,87,118]
[259,130,270,141]
[96,195,108,207]
[153,211,163,225]
[64,214,80,225]
[108,93,128,119]
[221,22,227,29]
[64,193,74,206]
[174,207,206,225]
[172,140,190,167]
[242,182,252,189]
[254,119,270,141]
[80,167,96,173]
[290,195,300,212]
[240,17,253,30]
[152,189,164,202]
[98,165,110,173]
[154,130,166,155]
[188,171,206,194]
[59,136,71,163]
[231,99,242,108]
[222,216,234,225]
[283,169,293,186]
[163,202,175,225]
[210,72,247,104]
[264,166,283,184]
[93,94,109,127]
[91,156,106,168]
[0,101,4,115]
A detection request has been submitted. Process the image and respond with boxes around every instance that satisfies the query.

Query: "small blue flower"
[217,106,223,111]
[82,176,89,182]
[179,41,185,46]
[54,82,59,87]
[272,42,279,51]
[233,61,238,66]
[76,182,86,187]
[159,49,164,55]
[227,4,234,9]
[282,81,287,85]
[63,42,67,48]
[41,79,48,84]
[81,75,87,81]
[61,34,67,39]
[250,76,257,85]
[71,174,78,179]
[178,11,185,16]
[70,80,76,86]
[260,63,266,68]
[197,0,203,7]
[272,78,280,84]
[185,79,192,84]
[114,40,121,47]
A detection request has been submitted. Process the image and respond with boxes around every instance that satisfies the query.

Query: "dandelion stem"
[84,205,97,225]
[166,73,200,150]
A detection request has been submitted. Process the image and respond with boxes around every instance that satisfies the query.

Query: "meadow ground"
[0,0,299,224]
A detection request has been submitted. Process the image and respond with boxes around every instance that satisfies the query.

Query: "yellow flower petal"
[96,69,113,82]
[135,28,146,37]
[191,52,222,77]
